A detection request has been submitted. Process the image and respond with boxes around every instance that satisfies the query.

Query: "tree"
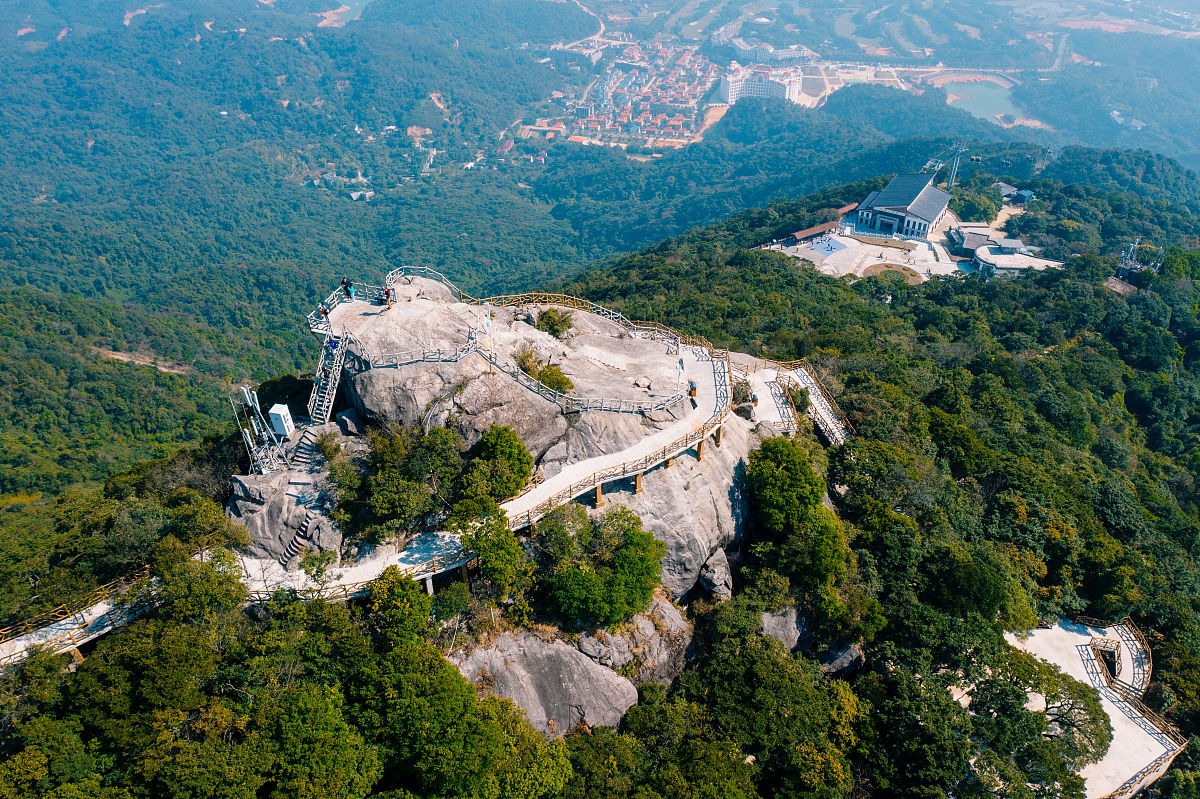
[458,426,534,502]
[536,308,573,339]
[367,567,433,645]
[856,667,974,795]
[368,470,433,529]
[151,544,248,625]
[458,510,526,596]
[746,438,824,539]
[271,685,381,799]
[403,427,463,498]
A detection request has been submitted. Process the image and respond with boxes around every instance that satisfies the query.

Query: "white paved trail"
[1007,621,1185,798]
[0,274,853,667]
[0,338,729,665]
[731,357,849,446]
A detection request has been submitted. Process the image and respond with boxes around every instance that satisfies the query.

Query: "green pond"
[943,80,1021,122]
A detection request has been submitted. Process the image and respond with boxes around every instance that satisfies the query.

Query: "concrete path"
[0,321,729,665]
[1007,621,1184,798]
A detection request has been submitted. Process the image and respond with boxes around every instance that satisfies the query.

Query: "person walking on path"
[383,287,393,309]
[341,277,354,299]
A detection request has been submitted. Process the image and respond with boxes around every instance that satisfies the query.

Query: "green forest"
[4,171,1200,796]
[9,1,1200,796]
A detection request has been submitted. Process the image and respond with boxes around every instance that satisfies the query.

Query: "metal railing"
[312,268,699,416]
[306,284,385,335]
[2,272,738,663]
[307,334,347,424]
[504,353,731,531]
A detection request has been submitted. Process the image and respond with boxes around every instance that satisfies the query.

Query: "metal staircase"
[308,334,346,424]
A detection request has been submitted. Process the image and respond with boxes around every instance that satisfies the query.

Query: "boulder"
[760,607,813,652]
[819,643,866,678]
[633,376,652,388]
[699,549,733,602]
[229,471,288,509]
[227,465,339,565]
[734,402,755,420]
[576,594,692,684]
[335,408,365,436]
[753,421,780,439]
[452,632,637,737]
[308,517,343,557]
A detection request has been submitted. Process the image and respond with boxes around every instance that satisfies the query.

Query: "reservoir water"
[943,80,1021,122]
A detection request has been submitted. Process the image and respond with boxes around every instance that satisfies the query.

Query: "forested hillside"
[558,187,1200,796]
[10,175,1200,797]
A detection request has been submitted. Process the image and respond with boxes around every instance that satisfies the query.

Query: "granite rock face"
[335,407,365,436]
[576,594,692,685]
[820,643,866,678]
[595,418,757,598]
[452,632,638,736]
[699,548,734,602]
[227,425,341,563]
[228,471,302,561]
[340,289,763,597]
[760,607,813,652]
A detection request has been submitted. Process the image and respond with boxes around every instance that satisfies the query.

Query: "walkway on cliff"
[0,270,850,666]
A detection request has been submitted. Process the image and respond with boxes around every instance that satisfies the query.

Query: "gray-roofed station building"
[855,173,951,241]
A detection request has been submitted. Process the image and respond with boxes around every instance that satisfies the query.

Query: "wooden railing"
[732,357,853,443]
[245,550,476,604]
[506,353,731,531]
[0,566,150,646]
[1101,748,1187,799]
[1075,619,1188,748]
[1090,637,1123,679]
[1072,615,1154,695]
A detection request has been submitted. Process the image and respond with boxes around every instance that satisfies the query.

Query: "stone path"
[0,296,732,665]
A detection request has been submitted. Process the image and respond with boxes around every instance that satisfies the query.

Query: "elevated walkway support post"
[715,425,723,447]
[594,485,605,508]
[696,439,705,462]
[634,472,644,494]
[665,456,673,468]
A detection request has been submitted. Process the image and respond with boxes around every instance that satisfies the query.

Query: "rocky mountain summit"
[224,276,804,735]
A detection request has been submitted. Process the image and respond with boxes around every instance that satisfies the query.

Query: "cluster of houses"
[530,42,721,142]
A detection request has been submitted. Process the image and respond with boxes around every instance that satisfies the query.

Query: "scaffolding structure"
[231,386,289,474]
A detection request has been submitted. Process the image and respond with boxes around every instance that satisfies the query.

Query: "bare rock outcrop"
[820,643,866,678]
[228,471,304,561]
[452,632,638,736]
[760,606,813,652]
[227,425,342,564]
[596,417,756,598]
[576,594,692,685]
[699,549,734,602]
